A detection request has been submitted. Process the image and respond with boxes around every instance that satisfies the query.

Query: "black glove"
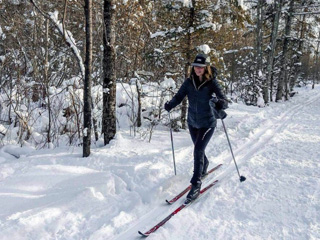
[164,102,172,112]
[215,99,227,110]
[217,110,227,119]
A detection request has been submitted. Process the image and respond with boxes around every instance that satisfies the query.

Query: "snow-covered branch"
[293,11,320,15]
[29,0,85,77]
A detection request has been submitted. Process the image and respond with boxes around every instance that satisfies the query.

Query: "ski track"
[0,86,320,240]
[147,89,320,240]
[113,88,320,239]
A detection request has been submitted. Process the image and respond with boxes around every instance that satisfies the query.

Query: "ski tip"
[165,200,173,205]
[138,231,149,237]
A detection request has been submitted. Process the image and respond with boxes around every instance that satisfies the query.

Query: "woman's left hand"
[164,102,172,112]
[215,99,228,110]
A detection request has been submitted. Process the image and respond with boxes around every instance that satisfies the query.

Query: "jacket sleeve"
[212,78,226,99]
[212,78,228,109]
[167,79,189,109]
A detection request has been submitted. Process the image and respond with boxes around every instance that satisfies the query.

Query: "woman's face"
[194,66,205,77]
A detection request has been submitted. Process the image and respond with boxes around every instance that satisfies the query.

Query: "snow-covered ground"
[0,85,319,240]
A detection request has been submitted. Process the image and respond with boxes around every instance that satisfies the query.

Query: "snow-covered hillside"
[0,85,319,240]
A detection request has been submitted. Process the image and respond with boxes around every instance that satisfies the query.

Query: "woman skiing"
[164,53,227,203]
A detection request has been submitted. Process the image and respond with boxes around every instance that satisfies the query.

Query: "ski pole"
[221,119,246,182]
[168,112,177,176]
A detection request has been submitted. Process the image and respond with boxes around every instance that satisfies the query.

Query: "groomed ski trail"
[112,88,320,240]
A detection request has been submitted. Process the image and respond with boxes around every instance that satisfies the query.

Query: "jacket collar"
[191,75,210,90]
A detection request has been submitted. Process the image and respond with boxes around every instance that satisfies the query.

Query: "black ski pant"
[188,124,215,185]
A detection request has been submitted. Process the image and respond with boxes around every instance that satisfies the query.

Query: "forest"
[1,0,320,156]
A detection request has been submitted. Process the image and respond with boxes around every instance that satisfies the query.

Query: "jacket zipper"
[192,78,208,91]
[192,78,208,125]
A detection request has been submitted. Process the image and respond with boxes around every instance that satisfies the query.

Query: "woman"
[164,53,227,203]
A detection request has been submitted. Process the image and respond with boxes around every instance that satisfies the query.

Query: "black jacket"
[167,76,227,128]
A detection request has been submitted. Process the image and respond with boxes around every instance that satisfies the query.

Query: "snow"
[197,22,217,31]
[0,85,320,239]
[225,49,239,54]
[197,44,211,54]
[154,48,163,54]
[177,0,193,8]
[8,0,21,5]
[160,76,176,90]
[256,96,265,108]
[151,26,185,39]
[150,31,166,39]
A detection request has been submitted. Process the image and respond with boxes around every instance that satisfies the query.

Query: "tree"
[181,0,196,129]
[264,0,283,103]
[151,0,249,124]
[313,31,320,89]
[102,0,116,145]
[276,0,294,101]
[2,0,320,148]
[83,0,93,157]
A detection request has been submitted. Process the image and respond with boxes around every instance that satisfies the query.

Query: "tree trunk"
[102,0,116,145]
[255,0,264,105]
[136,80,142,128]
[264,0,282,103]
[231,50,236,96]
[44,19,52,145]
[91,99,99,141]
[256,0,263,77]
[313,32,320,89]
[276,0,294,102]
[181,0,195,130]
[291,13,306,92]
[83,0,92,157]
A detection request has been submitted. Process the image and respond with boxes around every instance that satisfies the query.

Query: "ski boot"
[185,181,201,204]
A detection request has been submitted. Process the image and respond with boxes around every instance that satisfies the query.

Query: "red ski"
[165,164,222,205]
[138,179,219,237]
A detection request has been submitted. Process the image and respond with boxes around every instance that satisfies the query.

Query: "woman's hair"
[188,65,213,81]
